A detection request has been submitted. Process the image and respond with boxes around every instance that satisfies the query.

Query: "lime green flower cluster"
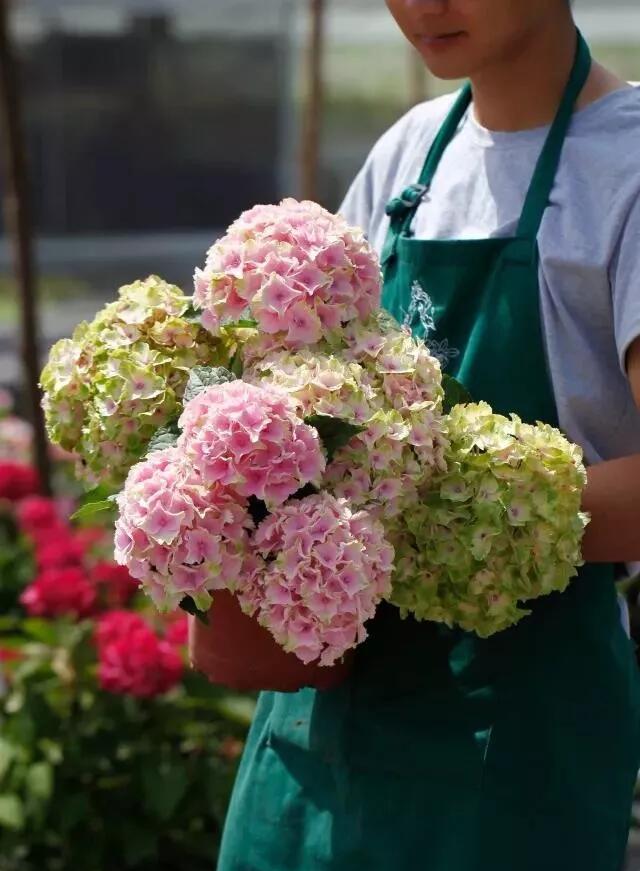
[245,348,380,422]
[40,276,227,487]
[389,402,589,636]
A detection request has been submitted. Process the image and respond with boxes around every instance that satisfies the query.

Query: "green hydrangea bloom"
[40,275,228,487]
[389,401,589,636]
[244,348,380,422]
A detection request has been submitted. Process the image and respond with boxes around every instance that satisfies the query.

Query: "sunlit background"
[0,0,639,393]
[0,1,639,867]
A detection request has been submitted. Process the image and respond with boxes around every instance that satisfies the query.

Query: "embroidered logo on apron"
[403,280,460,368]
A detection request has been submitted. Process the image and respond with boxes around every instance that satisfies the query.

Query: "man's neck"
[470,14,579,132]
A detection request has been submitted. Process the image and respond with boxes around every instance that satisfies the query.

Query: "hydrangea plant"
[389,402,589,636]
[40,276,227,487]
[114,446,253,613]
[245,313,448,521]
[178,380,326,506]
[193,198,381,348]
[240,492,394,666]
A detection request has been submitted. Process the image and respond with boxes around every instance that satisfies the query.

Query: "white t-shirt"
[339,86,640,468]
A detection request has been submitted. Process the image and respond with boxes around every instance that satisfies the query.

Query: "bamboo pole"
[0,0,51,493]
[300,0,326,202]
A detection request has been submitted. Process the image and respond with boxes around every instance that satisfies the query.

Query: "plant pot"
[188,590,353,693]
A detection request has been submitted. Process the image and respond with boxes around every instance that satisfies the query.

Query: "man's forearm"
[581,454,640,562]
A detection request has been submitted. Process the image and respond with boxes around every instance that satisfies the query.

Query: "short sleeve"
[611,192,640,375]
[338,101,442,244]
[339,159,376,238]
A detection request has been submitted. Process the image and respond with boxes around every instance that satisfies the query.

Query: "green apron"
[218,33,640,871]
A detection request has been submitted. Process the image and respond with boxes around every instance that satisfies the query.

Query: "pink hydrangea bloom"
[114,447,252,612]
[325,407,447,520]
[16,496,62,537]
[193,199,381,350]
[93,561,140,607]
[241,493,394,666]
[178,380,326,506]
[95,610,150,651]
[98,623,183,698]
[20,567,97,619]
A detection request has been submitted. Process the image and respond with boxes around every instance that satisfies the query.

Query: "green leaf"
[304,415,366,463]
[442,374,473,413]
[26,761,53,801]
[0,739,16,781]
[0,617,20,633]
[38,739,63,766]
[182,303,202,325]
[4,688,25,715]
[183,366,236,403]
[234,318,258,328]
[146,419,181,454]
[122,825,158,866]
[0,794,24,830]
[230,350,244,379]
[20,618,58,645]
[179,596,208,625]
[80,483,117,503]
[57,792,86,834]
[142,762,189,822]
[214,695,257,727]
[70,500,113,522]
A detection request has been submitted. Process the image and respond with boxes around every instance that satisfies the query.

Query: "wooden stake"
[0,0,51,493]
[300,0,326,202]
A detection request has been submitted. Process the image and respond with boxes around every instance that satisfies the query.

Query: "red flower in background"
[16,496,60,535]
[95,610,149,651]
[73,526,109,554]
[165,613,189,648]
[93,561,139,608]
[0,462,39,502]
[20,567,97,619]
[98,623,183,698]
[35,535,85,570]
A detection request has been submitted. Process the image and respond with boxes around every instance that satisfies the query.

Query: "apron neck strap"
[406,29,591,242]
[417,84,473,191]
[516,30,591,238]
[382,85,472,241]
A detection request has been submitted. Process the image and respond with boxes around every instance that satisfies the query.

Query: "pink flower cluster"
[93,561,140,608]
[114,447,252,612]
[95,611,183,698]
[0,462,40,502]
[193,198,381,348]
[178,381,325,506]
[1,467,185,699]
[325,407,447,520]
[343,315,444,414]
[21,566,97,619]
[239,493,394,666]
[16,495,140,619]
